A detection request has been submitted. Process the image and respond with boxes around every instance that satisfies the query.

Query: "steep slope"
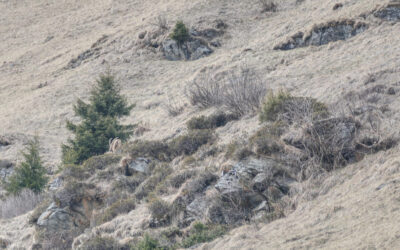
[201,149,400,249]
[1,0,400,249]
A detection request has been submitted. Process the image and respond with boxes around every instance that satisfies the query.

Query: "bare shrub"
[0,189,44,219]
[259,0,278,12]
[185,72,222,108]
[302,117,358,172]
[223,68,268,116]
[150,15,169,31]
[164,95,184,117]
[341,91,398,155]
[186,68,267,117]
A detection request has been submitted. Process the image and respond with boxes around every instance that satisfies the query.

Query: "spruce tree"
[62,73,134,164]
[170,21,190,44]
[6,136,48,194]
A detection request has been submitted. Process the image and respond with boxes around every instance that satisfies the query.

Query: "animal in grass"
[108,137,122,153]
[120,156,133,176]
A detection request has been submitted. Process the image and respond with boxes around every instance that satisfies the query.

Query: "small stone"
[333,3,343,10]
[138,31,147,39]
[387,87,396,95]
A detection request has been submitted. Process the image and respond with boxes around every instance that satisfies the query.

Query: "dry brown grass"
[0,189,44,219]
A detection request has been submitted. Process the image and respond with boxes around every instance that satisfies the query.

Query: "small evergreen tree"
[62,73,135,164]
[170,21,190,44]
[5,136,48,194]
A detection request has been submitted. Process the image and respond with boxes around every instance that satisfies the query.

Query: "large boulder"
[128,157,150,174]
[37,203,74,231]
[38,182,103,232]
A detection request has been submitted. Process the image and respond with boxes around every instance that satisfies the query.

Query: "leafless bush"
[150,15,169,31]
[164,95,184,117]
[223,68,267,116]
[185,72,222,108]
[259,0,278,12]
[343,91,398,154]
[186,68,267,117]
[279,97,321,125]
[0,189,44,219]
[302,117,358,172]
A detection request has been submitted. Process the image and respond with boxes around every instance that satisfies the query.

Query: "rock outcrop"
[127,157,150,174]
[274,20,368,50]
[162,38,213,61]
[374,2,400,21]
[37,202,74,231]
[0,159,14,181]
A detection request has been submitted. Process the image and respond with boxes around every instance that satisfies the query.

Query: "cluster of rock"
[169,158,294,227]
[374,2,400,21]
[274,20,368,50]
[161,20,227,61]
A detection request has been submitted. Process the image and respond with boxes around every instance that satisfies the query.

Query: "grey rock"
[0,159,13,169]
[162,38,213,61]
[253,200,268,213]
[186,195,209,220]
[0,160,14,181]
[387,87,396,95]
[48,177,63,191]
[215,158,294,208]
[138,31,147,39]
[252,173,270,192]
[128,157,150,174]
[275,20,368,50]
[214,170,241,195]
[215,159,280,209]
[37,202,74,231]
[374,4,400,21]
[190,28,223,39]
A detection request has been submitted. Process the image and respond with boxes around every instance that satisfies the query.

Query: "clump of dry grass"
[95,198,136,225]
[0,189,45,219]
[164,94,185,117]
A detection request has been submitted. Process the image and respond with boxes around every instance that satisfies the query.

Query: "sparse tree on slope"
[62,73,135,164]
[5,136,48,194]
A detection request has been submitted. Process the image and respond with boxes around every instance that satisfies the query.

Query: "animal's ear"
[109,138,113,145]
